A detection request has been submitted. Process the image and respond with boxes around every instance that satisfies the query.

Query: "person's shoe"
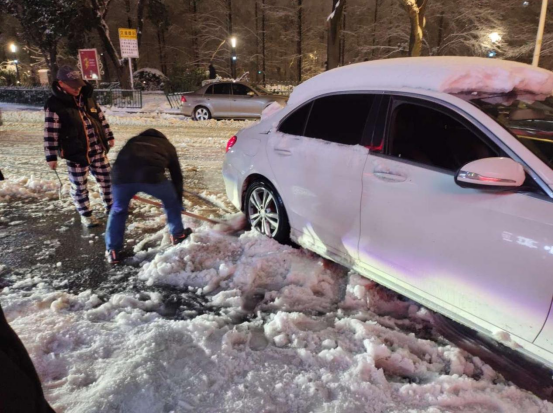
[81,214,100,228]
[171,228,193,245]
[106,249,121,265]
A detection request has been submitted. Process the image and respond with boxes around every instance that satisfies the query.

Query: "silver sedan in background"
[181,82,288,120]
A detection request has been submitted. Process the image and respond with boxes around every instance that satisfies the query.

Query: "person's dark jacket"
[111,129,184,201]
[44,81,111,166]
[0,303,55,412]
[209,64,217,80]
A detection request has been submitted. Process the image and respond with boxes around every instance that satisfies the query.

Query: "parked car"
[181,81,288,120]
[223,57,553,368]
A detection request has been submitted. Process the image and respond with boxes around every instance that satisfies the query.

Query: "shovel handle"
[132,195,220,225]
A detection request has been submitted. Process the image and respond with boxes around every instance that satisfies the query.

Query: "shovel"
[132,195,247,233]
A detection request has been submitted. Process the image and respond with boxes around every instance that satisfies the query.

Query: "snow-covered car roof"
[288,57,553,106]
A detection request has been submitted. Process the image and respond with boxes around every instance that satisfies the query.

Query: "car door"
[207,83,232,116]
[266,93,379,265]
[358,96,553,342]
[231,83,264,117]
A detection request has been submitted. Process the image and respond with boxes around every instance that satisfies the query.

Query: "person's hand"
[47,161,57,170]
[108,140,115,148]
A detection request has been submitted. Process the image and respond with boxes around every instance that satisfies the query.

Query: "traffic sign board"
[119,28,139,58]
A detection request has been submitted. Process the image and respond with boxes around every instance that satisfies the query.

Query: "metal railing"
[0,87,50,106]
[166,92,190,109]
[0,87,142,108]
[260,81,297,96]
[96,89,143,108]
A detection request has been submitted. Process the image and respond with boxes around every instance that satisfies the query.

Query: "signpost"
[118,28,139,90]
[78,49,101,81]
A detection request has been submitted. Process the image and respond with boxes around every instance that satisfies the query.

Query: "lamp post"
[9,43,20,84]
[486,32,501,58]
[230,36,237,79]
[532,0,549,67]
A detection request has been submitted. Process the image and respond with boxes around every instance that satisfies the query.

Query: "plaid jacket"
[44,95,114,163]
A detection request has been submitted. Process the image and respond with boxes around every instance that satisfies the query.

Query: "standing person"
[208,62,217,80]
[0,303,55,412]
[105,129,192,264]
[43,65,115,227]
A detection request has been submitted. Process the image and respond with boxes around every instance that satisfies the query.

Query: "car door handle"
[373,171,407,182]
[274,148,292,156]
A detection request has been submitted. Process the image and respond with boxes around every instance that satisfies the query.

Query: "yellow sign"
[119,28,137,40]
[119,28,139,58]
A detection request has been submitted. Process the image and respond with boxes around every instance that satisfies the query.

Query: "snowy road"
[1,110,552,412]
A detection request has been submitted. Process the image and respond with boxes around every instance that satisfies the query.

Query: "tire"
[245,180,290,244]
[194,106,211,121]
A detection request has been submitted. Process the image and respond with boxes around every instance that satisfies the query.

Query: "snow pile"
[0,175,60,201]
[138,231,344,312]
[2,257,551,412]
[1,109,43,123]
[289,57,553,106]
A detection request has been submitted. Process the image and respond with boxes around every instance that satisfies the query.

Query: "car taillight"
[226,136,237,153]
[180,95,187,103]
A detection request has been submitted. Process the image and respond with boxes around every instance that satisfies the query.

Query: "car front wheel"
[194,106,211,121]
[245,181,290,244]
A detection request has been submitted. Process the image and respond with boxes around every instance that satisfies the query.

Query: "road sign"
[119,28,139,58]
[78,49,101,80]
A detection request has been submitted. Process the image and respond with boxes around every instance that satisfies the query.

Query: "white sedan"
[223,57,553,368]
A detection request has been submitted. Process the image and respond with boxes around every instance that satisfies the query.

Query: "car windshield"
[457,92,553,170]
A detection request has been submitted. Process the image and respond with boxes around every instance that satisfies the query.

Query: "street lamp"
[9,43,20,84]
[489,32,502,44]
[230,36,237,79]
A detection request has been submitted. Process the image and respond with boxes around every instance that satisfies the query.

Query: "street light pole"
[532,0,549,67]
[230,36,237,79]
[9,43,20,84]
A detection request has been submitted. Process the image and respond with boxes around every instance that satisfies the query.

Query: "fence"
[261,81,297,96]
[0,87,142,108]
[165,92,190,109]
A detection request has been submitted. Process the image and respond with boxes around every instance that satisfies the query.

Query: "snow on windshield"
[289,57,553,107]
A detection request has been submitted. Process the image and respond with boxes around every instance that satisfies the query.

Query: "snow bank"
[2,263,551,412]
[289,57,553,106]
[0,175,61,201]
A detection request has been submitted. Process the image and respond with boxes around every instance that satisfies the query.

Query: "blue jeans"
[105,180,184,251]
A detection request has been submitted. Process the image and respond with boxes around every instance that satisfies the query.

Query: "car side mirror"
[455,157,526,190]
[247,91,255,97]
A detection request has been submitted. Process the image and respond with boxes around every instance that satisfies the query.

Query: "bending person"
[105,129,192,264]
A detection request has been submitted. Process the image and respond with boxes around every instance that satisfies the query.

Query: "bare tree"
[0,0,80,80]
[87,0,131,87]
[327,0,347,69]
[399,0,428,57]
[137,0,148,49]
[148,0,170,75]
[296,0,302,82]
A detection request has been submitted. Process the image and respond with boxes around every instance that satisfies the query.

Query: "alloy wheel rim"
[248,187,279,237]
[196,108,209,120]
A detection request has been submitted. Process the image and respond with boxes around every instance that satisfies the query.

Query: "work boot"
[81,214,100,228]
[171,228,193,245]
[105,249,121,265]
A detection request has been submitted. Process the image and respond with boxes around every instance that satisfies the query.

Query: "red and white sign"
[78,49,101,80]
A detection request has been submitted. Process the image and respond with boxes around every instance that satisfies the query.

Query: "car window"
[304,94,375,145]
[388,102,499,171]
[279,102,312,136]
[232,84,254,96]
[204,85,214,95]
[213,83,231,95]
